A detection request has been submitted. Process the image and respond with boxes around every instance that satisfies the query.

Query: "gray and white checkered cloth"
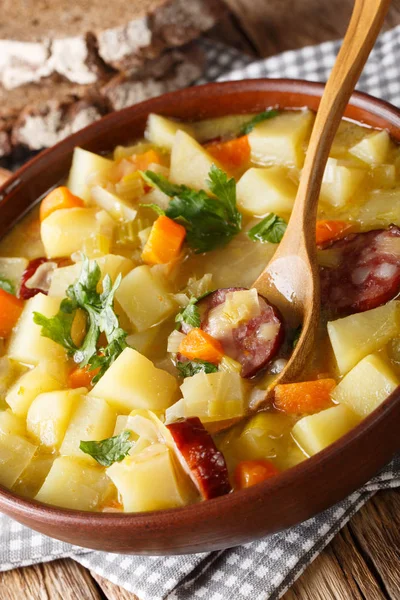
[2,25,400,600]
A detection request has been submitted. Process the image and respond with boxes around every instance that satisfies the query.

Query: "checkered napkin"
[2,25,400,600]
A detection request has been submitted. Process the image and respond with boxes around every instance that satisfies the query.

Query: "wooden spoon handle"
[286,0,391,247]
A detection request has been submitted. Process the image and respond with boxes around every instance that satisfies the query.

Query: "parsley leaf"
[176,360,218,378]
[89,332,128,384]
[80,430,133,467]
[33,297,78,354]
[240,109,279,135]
[33,256,129,381]
[175,297,201,329]
[0,276,15,295]
[143,166,242,253]
[247,214,287,244]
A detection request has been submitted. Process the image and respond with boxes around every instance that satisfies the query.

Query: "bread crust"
[3,44,204,156]
[0,0,224,89]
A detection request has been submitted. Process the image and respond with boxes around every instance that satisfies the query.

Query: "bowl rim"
[0,77,399,535]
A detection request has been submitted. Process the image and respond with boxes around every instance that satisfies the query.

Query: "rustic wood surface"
[1,1,400,598]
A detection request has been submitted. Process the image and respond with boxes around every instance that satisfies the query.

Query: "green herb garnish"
[175,297,201,329]
[176,360,218,378]
[240,109,279,135]
[80,430,133,467]
[142,165,242,253]
[247,213,287,244]
[33,256,128,383]
[0,276,15,295]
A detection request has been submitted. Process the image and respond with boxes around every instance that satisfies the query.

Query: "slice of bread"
[0,43,204,157]
[0,0,224,89]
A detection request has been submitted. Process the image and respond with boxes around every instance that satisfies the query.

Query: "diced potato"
[60,396,116,461]
[193,114,257,143]
[332,353,399,417]
[89,348,178,413]
[126,326,160,355]
[6,366,64,417]
[180,371,245,421]
[327,302,400,374]
[107,443,194,512]
[292,404,361,457]
[248,110,314,168]
[115,265,176,332]
[0,433,37,488]
[35,456,114,510]
[67,147,113,202]
[91,186,137,221]
[48,254,134,297]
[8,294,66,366]
[237,167,297,216]
[41,208,115,258]
[27,388,85,450]
[13,454,55,498]
[145,114,195,149]
[320,158,367,208]
[0,409,26,436]
[349,130,390,165]
[355,188,400,230]
[0,257,28,290]
[170,130,223,190]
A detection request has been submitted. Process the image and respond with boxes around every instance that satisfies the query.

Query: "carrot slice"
[40,186,84,222]
[234,459,279,489]
[274,378,336,415]
[206,135,250,171]
[130,149,164,171]
[68,365,100,389]
[141,216,186,265]
[178,328,224,364]
[0,289,24,338]
[316,220,352,246]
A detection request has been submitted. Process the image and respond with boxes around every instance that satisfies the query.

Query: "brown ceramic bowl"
[0,79,399,554]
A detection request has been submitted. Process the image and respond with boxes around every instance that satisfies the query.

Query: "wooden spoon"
[252,0,391,405]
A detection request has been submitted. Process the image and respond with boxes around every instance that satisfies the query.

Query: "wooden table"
[2,1,400,598]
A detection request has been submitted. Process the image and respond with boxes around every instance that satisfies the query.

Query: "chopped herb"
[175,297,201,329]
[139,203,165,216]
[33,256,129,381]
[176,360,218,378]
[142,165,242,253]
[79,430,133,467]
[247,213,287,244]
[0,276,15,295]
[292,326,302,349]
[240,109,279,135]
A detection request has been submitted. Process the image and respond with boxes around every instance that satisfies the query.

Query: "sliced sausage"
[196,287,284,378]
[320,225,400,314]
[167,417,232,500]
